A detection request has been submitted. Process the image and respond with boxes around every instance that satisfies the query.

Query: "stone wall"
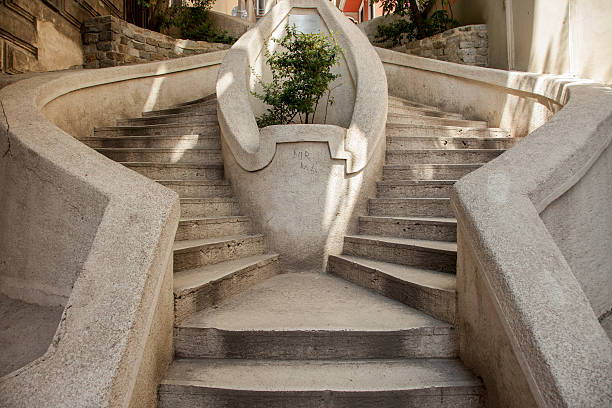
[0,0,122,74]
[398,25,489,67]
[83,15,231,69]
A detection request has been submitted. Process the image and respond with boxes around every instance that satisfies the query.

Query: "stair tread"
[156,179,229,185]
[179,215,250,223]
[179,197,238,203]
[331,254,456,292]
[360,215,457,224]
[384,163,483,168]
[121,161,223,168]
[174,234,264,252]
[378,179,457,185]
[161,358,482,391]
[178,272,450,331]
[387,148,506,153]
[95,147,220,151]
[345,235,457,253]
[82,134,218,140]
[95,123,214,130]
[387,123,507,132]
[174,253,279,296]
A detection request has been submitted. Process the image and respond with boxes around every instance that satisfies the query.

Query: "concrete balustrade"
[376,48,611,407]
[217,0,388,272]
[0,50,227,407]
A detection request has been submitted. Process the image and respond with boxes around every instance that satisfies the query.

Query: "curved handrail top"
[217,0,388,174]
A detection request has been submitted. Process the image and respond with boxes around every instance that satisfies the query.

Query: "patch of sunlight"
[218,71,235,98]
[142,63,168,113]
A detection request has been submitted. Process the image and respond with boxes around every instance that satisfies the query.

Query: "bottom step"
[159,358,484,408]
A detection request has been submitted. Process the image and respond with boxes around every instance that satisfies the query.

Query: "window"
[256,0,267,17]
[359,2,364,23]
[369,1,375,20]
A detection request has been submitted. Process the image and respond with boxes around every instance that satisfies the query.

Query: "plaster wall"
[541,143,612,318]
[0,0,123,74]
[448,0,612,84]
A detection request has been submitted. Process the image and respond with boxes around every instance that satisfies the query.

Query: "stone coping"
[0,51,227,406]
[216,0,387,174]
[376,47,612,406]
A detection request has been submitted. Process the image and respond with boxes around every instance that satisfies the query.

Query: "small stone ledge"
[82,15,231,69]
[391,24,488,67]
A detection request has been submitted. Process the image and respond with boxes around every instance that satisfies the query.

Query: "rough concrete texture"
[0,295,63,377]
[223,139,383,271]
[0,46,226,406]
[210,11,254,40]
[217,0,388,174]
[174,272,457,360]
[451,78,612,406]
[377,47,558,138]
[159,358,484,407]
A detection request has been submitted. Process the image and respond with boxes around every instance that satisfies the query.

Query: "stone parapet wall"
[83,15,231,69]
[395,24,489,67]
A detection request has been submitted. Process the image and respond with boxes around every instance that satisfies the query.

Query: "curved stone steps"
[94,123,218,137]
[81,134,221,149]
[359,215,457,242]
[386,148,505,165]
[143,97,217,117]
[173,272,458,360]
[387,135,518,150]
[94,147,222,163]
[159,358,484,408]
[173,234,266,272]
[389,104,464,119]
[328,254,457,324]
[122,162,224,180]
[387,113,489,128]
[386,123,510,138]
[368,197,454,218]
[173,253,280,324]
[179,197,241,218]
[377,180,457,198]
[177,216,253,241]
[118,112,218,126]
[383,164,481,181]
[156,179,232,198]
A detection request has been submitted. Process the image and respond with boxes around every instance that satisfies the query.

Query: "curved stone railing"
[0,51,227,407]
[376,48,612,407]
[217,0,387,174]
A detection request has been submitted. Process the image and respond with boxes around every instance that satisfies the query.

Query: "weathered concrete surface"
[0,295,63,377]
[541,143,612,318]
[218,0,387,271]
[377,47,557,138]
[210,10,254,39]
[159,358,484,407]
[0,49,231,406]
[451,79,612,407]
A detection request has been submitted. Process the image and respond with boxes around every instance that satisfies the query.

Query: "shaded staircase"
[84,94,517,407]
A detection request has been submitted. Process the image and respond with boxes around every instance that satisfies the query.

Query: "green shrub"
[251,25,342,128]
[374,0,459,46]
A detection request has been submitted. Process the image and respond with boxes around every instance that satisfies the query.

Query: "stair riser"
[176,219,252,241]
[142,103,216,117]
[97,150,222,164]
[174,237,265,272]
[125,165,223,180]
[328,256,456,324]
[118,114,217,126]
[94,126,217,137]
[386,126,509,138]
[161,184,232,198]
[388,105,463,119]
[84,136,220,149]
[158,388,484,408]
[343,240,456,273]
[386,150,503,165]
[387,115,488,128]
[359,219,456,242]
[180,201,241,218]
[368,199,453,218]
[174,257,280,324]
[377,183,453,199]
[387,137,516,150]
[174,328,458,359]
[383,166,478,180]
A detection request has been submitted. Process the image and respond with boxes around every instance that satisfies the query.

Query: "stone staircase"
[84,94,517,407]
